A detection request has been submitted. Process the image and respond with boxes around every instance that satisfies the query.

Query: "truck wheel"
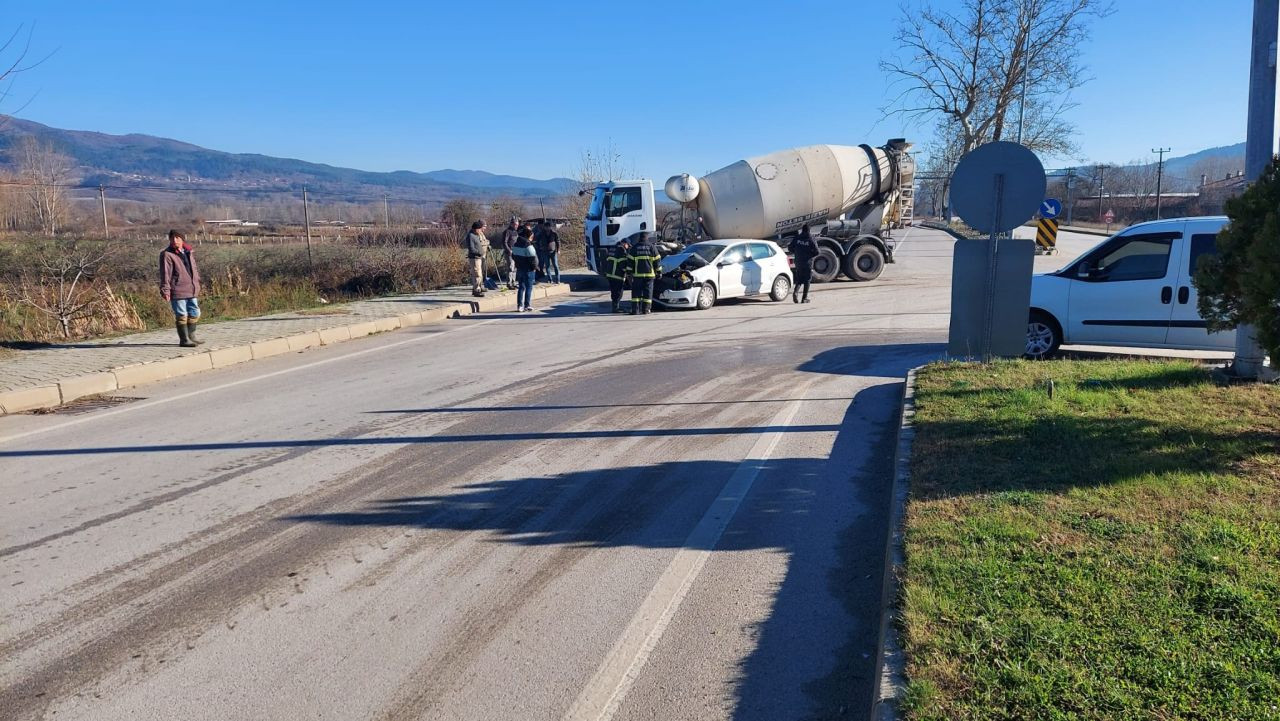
[843,244,885,281]
[696,283,717,310]
[811,246,840,283]
[769,274,791,301]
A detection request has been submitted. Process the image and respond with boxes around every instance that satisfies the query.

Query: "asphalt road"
[2,228,949,720]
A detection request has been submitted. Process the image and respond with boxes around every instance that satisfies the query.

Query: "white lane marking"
[0,319,500,445]
[563,381,816,721]
[890,226,916,256]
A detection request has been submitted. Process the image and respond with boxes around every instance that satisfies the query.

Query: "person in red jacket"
[159,229,203,347]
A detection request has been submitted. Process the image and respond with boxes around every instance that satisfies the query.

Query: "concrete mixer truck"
[582,138,914,283]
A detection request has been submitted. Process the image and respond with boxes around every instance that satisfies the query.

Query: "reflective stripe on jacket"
[605,248,631,280]
[628,242,661,278]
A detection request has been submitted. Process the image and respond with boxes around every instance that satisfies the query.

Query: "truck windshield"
[606,187,643,218]
[587,188,605,221]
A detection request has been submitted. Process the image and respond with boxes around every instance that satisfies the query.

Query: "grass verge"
[900,359,1280,720]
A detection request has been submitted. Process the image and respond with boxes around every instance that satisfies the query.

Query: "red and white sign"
[1103,209,1115,224]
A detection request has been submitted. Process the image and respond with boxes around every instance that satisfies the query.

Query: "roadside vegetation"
[0,232,469,346]
[901,359,1280,720]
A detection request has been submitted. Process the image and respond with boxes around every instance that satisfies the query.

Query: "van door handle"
[1161,286,1172,304]
[1178,286,1190,304]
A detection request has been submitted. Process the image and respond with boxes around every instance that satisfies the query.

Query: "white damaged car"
[655,240,793,310]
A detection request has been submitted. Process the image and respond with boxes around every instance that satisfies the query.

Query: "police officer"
[605,238,632,313]
[627,231,661,315]
[788,224,819,303]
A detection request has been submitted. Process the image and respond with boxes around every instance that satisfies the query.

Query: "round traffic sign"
[1040,198,1062,219]
[949,142,1047,234]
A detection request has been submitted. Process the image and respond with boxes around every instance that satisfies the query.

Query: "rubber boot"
[175,319,197,347]
[630,303,638,315]
[186,319,205,345]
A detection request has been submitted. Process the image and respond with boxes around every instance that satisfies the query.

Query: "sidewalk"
[0,279,579,415]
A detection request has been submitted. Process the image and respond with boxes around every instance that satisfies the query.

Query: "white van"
[1025,216,1235,358]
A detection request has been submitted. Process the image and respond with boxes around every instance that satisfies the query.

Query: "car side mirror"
[717,260,731,267]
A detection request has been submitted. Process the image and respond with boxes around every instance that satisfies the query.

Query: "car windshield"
[586,188,605,222]
[688,244,725,262]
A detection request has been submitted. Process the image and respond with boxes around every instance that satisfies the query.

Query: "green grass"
[901,359,1280,721]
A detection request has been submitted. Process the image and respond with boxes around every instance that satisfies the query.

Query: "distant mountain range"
[0,116,576,203]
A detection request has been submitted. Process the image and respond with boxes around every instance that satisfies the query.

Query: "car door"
[1166,220,1235,350]
[716,244,747,297]
[743,243,774,294]
[1065,225,1182,346]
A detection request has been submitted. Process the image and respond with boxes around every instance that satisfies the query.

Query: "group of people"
[465,217,561,312]
[603,231,663,314]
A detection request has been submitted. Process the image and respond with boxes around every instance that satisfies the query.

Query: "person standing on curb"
[605,237,631,313]
[466,220,489,297]
[543,220,561,284]
[532,220,549,282]
[512,226,539,312]
[159,229,203,347]
[627,231,660,315]
[501,217,519,290]
[789,224,818,304]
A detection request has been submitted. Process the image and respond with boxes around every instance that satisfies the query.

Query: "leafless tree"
[882,0,1112,157]
[6,241,113,338]
[439,198,482,241]
[15,136,73,235]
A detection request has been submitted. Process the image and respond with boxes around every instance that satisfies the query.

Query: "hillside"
[0,116,575,203]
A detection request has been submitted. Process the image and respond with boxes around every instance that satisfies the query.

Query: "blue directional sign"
[1040,198,1062,219]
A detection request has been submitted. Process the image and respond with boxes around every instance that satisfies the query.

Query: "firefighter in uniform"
[628,232,660,315]
[605,238,632,313]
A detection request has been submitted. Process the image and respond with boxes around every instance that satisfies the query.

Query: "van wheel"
[1025,310,1062,360]
[843,244,885,281]
[811,247,840,283]
[770,274,791,301]
[696,283,717,310]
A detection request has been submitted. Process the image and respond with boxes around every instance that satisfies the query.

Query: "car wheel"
[811,246,840,283]
[769,274,791,301]
[1025,310,1061,360]
[843,244,885,281]
[695,283,717,310]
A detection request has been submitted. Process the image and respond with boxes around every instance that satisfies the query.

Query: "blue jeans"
[517,270,536,308]
[545,251,560,284]
[170,297,200,319]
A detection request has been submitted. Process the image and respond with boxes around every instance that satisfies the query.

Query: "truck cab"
[583,180,657,274]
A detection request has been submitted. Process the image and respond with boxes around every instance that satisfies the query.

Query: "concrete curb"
[0,282,572,415]
[872,364,923,720]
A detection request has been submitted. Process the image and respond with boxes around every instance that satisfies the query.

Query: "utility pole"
[1064,169,1075,225]
[1096,164,1106,223]
[302,187,314,271]
[1016,69,1029,145]
[1152,147,1171,219]
[98,185,109,238]
[1236,0,1278,378]
[383,193,390,228]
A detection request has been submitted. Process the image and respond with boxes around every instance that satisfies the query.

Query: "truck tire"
[695,283,717,310]
[769,274,791,301]
[811,246,841,283]
[843,243,885,281]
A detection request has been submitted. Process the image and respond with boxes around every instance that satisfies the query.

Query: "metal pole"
[383,193,389,228]
[982,173,1006,363]
[1236,0,1278,378]
[302,187,314,270]
[1016,70,1028,145]
[1065,170,1075,225]
[1152,147,1170,219]
[1096,165,1106,223]
[98,185,109,238]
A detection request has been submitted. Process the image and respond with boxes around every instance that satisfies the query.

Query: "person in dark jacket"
[159,229,203,347]
[532,220,549,281]
[542,221,561,284]
[627,232,661,315]
[604,238,632,313]
[512,226,539,312]
[788,224,819,304]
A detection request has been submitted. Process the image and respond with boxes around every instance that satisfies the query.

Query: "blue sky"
[1,0,1259,181]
